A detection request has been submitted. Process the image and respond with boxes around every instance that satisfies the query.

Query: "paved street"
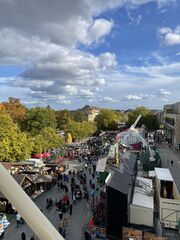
[157,142,180,240]
[3,164,95,240]
[2,142,180,240]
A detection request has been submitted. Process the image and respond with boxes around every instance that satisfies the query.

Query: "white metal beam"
[0,163,64,240]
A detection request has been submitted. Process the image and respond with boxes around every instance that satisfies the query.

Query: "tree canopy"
[0,113,32,162]
[126,106,159,130]
[66,121,97,141]
[2,97,26,128]
[95,109,119,130]
[56,109,73,130]
[32,127,64,154]
[24,107,57,135]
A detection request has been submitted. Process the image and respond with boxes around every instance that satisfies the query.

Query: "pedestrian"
[72,194,76,204]
[171,160,174,166]
[87,201,90,210]
[69,203,73,215]
[29,236,34,240]
[84,230,91,240]
[15,212,21,228]
[85,163,88,171]
[59,220,63,234]
[21,232,26,240]
[63,218,68,228]
[58,209,63,220]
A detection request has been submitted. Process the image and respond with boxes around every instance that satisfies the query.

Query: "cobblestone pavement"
[156,142,180,240]
[3,163,96,240]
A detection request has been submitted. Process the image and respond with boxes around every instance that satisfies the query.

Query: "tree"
[143,115,159,131]
[0,113,32,162]
[32,127,64,154]
[95,109,118,130]
[24,107,57,135]
[2,97,26,127]
[126,106,151,127]
[56,109,73,130]
[66,121,97,141]
[126,106,159,130]
[115,111,128,123]
[72,110,87,122]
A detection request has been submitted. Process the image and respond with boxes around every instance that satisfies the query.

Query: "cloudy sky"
[0,0,180,110]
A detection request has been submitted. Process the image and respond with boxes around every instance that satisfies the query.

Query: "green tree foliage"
[143,115,159,131]
[32,127,64,153]
[72,110,87,122]
[24,107,57,135]
[66,121,97,141]
[115,111,128,123]
[126,106,159,130]
[2,97,26,128]
[95,109,118,130]
[0,113,32,162]
[56,109,73,130]
[126,106,151,127]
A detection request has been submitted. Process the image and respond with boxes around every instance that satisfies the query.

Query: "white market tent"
[96,156,108,172]
[154,167,173,181]
[130,176,154,227]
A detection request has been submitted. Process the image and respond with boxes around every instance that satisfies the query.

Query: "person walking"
[69,203,73,215]
[21,232,26,240]
[58,209,63,220]
[15,212,21,228]
[171,160,174,166]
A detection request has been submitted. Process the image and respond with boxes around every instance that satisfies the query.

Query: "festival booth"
[27,174,52,198]
[88,191,107,239]
[0,174,34,212]
[130,176,154,227]
[155,167,180,229]
[105,153,137,239]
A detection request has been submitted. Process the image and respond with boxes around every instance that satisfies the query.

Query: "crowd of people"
[13,136,106,240]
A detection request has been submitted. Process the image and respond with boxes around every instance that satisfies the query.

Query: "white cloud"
[158,88,171,95]
[0,0,178,109]
[79,18,114,46]
[102,96,119,103]
[161,98,169,102]
[124,95,143,100]
[78,89,95,98]
[127,11,142,26]
[158,26,180,46]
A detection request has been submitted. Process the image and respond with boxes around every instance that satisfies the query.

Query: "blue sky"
[0,0,180,110]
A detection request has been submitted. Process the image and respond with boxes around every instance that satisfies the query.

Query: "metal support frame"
[0,163,64,240]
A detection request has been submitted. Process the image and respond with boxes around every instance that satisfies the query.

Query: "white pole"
[0,163,64,240]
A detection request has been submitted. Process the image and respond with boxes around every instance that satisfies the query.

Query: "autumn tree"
[0,113,32,162]
[2,97,26,127]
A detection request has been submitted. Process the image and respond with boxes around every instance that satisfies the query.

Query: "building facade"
[163,102,180,147]
[87,107,100,122]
